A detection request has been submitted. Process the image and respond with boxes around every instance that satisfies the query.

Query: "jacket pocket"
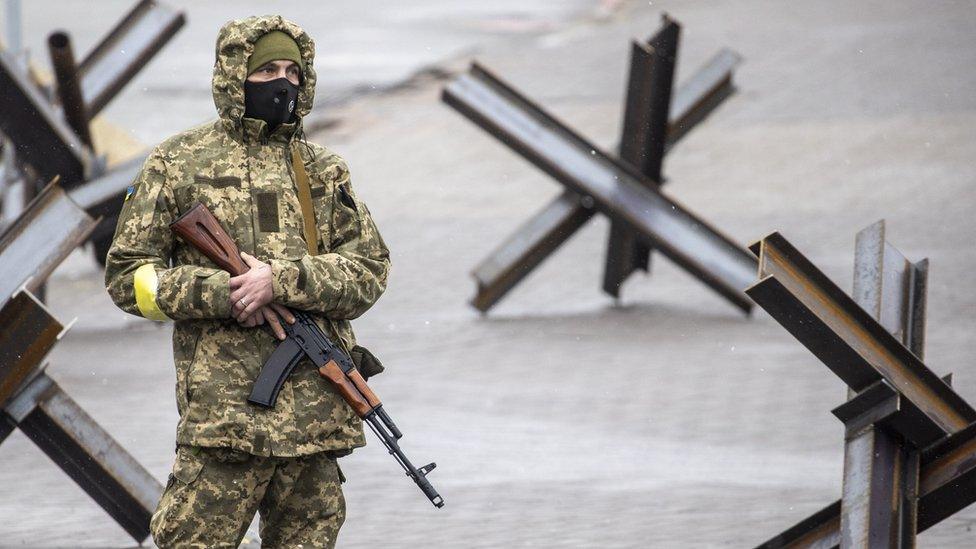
[173,323,203,415]
[173,445,205,485]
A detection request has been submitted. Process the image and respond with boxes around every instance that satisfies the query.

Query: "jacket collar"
[240,116,300,146]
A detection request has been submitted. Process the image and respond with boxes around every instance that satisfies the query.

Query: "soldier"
[104,15,390,548]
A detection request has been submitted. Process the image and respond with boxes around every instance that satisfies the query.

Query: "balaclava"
[243,30,303,130]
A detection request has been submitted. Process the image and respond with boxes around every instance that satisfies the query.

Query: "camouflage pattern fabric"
[104,13,391,458]
[150,445,345,548]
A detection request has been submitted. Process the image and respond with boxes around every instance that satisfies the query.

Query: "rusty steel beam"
[449,55,751,313]
[0,196,157,542]
[756,501,841,549]
[831,378,937,449]
[603,221,649,298]
[746,232,974,444]
[77,0,186,118]
[0,181,98,308]
[603,47,741,299]
[602,16,679,298]
[0,290,64,408]
[463,47,740,312]
[841,430,919,548]
[469,190,594,311]
[665,49,739,148]
[0,49,91,187]
[835,220,928,548]
[48,31,93,148]
[4,373,162,542]
[618,17,678,181]
[757,421,976,549]
[852,221,927,360]
[917,421,976,529]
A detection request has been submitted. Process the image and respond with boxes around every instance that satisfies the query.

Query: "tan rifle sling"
[290,145,319,256]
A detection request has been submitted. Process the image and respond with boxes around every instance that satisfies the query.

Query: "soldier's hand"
[261,303,296,340]
[237,303,295,341]
[230,252,274,321]
[239,307,266,328]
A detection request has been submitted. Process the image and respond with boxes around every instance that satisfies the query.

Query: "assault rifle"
[170,202,443,508]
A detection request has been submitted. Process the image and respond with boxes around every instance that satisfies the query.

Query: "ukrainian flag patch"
[124,185,135,202]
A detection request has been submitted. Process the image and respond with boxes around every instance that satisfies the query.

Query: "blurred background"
[1,0,975,547]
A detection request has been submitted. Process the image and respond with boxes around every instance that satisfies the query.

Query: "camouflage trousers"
[150,445,346,548]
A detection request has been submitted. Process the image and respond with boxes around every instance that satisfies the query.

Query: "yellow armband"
[133,264,172,321]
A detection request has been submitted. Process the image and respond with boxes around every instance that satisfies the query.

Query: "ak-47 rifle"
[170,202,443,508]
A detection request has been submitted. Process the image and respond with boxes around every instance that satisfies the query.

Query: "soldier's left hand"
[230,252,274,321]
[239,303,295,339]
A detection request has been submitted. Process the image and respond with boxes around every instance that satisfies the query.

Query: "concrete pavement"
[1,0,975,546]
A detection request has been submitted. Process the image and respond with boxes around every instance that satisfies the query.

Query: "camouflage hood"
[212,15,317,136]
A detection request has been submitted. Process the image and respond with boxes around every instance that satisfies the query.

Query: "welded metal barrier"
[0,182,98,305]
[0,49,91,188]
[76,0,186,118]
[0,0,184,262]
[0,182,161,542]
[4,371,162,542]
[443,15,751,313]
[750,221,976,548]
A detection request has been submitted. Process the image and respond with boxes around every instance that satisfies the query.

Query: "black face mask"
[243,77,299,130]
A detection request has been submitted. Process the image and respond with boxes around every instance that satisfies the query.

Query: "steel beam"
[756,501,841,549]
[470,190,594,311]
[603,221,649,297]
[0,49,91,187]
[0,181,98,308]
[77,0,186,118]
[463,47,739,312]
[0,204,157,542]
[757,421,976,549]
[835,220,928,548]
[604,46,739,297]
[664,49,739,147]
[602,17,679,297]
[447,58,753,313]
[0,290,63,407]
[618,19,678,182]
[48,31,93,148]
[746,232,974,443]
[852,221,927,359]
[4,373,162,542]
[751,226,976,548]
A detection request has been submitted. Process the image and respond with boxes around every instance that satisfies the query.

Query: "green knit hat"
[247,30,304,76]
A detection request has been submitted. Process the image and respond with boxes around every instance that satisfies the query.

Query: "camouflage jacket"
[104,16,390,457]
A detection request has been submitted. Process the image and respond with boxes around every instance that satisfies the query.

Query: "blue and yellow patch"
[124,185,136,202]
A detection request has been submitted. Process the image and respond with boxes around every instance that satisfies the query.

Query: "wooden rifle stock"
[169,201,249,276]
